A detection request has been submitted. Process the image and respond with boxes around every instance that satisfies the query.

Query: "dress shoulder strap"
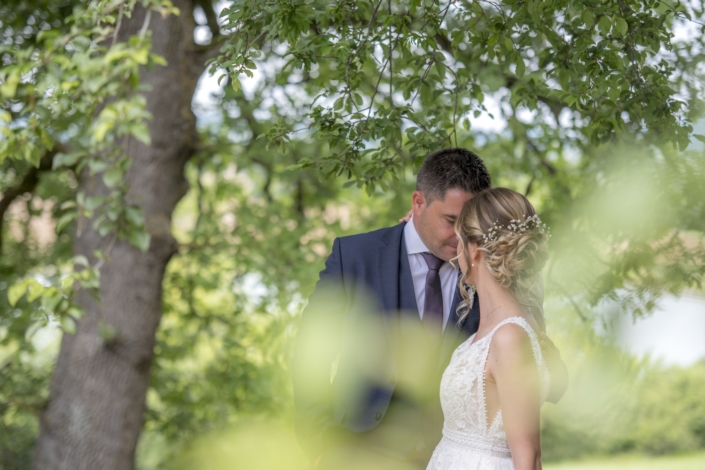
[486,316,551,401]
[490,316,543,361]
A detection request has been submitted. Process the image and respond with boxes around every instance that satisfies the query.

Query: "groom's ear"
[411,190,426,215]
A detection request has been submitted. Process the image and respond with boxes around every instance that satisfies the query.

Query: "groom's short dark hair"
[416,148,491,203]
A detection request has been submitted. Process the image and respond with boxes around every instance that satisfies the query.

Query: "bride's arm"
[489,324,543,470]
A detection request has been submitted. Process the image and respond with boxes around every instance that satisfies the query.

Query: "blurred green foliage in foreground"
[136,309,705,470]
[133,323,705,470]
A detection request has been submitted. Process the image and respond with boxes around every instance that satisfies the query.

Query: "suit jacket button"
[389,376,396,384]
[374,412,382,421]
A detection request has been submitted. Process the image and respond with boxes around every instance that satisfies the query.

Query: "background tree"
[2,0,214,468]
[1,1,704,469]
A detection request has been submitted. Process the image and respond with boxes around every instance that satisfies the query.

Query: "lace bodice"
[427,316,551,469]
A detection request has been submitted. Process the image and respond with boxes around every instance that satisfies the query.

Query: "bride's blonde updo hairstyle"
[455,187,549,327]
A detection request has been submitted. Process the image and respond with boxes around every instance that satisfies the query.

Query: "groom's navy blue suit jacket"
[292,222,480,461]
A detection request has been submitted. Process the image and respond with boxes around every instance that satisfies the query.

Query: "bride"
[426,187,552,470]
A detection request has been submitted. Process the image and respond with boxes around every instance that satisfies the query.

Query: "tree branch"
[251,157,274,203]
[194,0,221,38]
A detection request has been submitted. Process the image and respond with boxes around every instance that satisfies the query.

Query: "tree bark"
[32,2,205,468]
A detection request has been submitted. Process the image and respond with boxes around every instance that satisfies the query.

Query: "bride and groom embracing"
[292,148,569,470]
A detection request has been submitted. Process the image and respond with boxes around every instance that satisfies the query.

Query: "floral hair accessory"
[481,214,551,243]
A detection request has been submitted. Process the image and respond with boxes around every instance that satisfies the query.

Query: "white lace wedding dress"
[426,316,551,470]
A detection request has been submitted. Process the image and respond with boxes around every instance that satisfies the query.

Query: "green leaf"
[693,134,705,144]
[488,34,499,48]
[106,207,120,221]
[103,168,123,188]
[56,212,77,233]
[88,159,110,174]
[615,17,628,36]
[73,255,90,267]
[130,230,151,252]
[27,279,45,302]
[39,131,55,150]
[582,9,595,29]
[8,280,28,306]
[133,49,149,65]
[97,220,114,237]
[150,53,167,66]
[36,29,59,42]
[131,124,151,145]
[0,71,20,98]
[126,206,145,226]
[67,306,85,320]
[504,36,513,51]
[516,57,526,77]
[284,163,306,171]
[26,147,41,167]
[608,86,621,101]
[129,71,140,89]
[60,315,77,335]
[41,289,63,313]
[598,16,612,34]
[93,121,114,143]
[85,196,103,211]
[53,152,84,169]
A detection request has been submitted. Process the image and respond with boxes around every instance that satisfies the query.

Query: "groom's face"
[412,188,474,261]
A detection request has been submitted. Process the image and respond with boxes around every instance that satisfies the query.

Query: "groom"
[292,148,565,469]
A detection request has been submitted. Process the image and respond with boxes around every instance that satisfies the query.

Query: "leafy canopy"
[216,0,702,191]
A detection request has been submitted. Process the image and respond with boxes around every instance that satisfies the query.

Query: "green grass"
[545,453,705,470]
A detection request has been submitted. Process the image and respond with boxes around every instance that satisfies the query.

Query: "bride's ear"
[469,243,481,267]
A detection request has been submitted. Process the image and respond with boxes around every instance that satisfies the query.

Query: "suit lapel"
[398,230,418,315]
[376,224,405,314]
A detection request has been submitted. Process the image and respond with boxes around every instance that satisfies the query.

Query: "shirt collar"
[404,216,431,255]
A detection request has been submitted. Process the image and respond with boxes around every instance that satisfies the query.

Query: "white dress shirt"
[404,216,458,330]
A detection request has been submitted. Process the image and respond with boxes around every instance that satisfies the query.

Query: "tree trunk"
[32,2,207,468]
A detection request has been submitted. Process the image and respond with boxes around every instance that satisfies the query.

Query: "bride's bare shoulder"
[488,320,535,365]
